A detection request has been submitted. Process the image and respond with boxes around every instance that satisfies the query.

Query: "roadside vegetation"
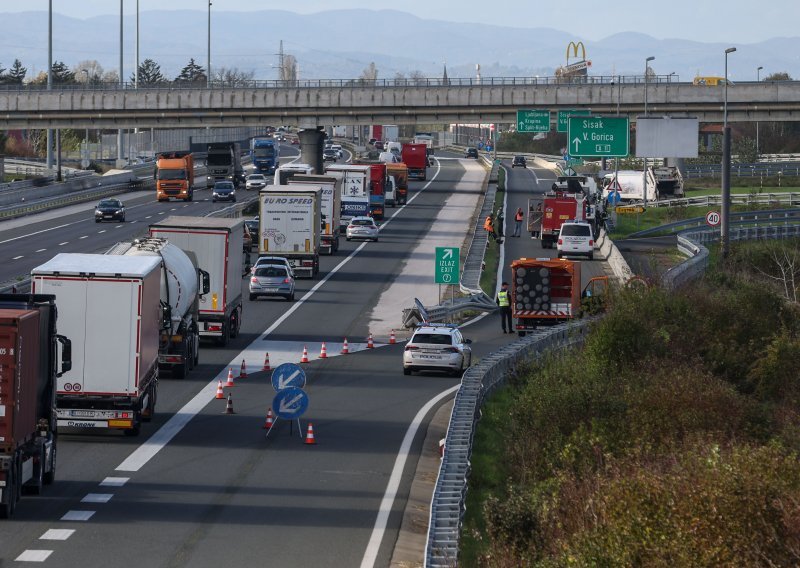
[479,171,506,294]
[462,239,800,566]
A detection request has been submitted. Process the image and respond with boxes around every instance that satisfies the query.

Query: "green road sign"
[516,110,551,133]
[435,247,460,284]
[566,158,584,167]
[567,116,630,157]
[557,109,591,132]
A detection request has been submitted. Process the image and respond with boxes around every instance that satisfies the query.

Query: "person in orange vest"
[512,207,524,237]
[483,214,496,241]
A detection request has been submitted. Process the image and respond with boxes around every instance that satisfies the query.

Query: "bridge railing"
[0,75,691,92]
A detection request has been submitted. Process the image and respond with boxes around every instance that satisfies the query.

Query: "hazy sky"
[8,0,798,44]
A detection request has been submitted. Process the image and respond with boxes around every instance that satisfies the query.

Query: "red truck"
[0,294,71,518]
[402,143,428,181]
[353,160,387,220]
[538,193,582,249]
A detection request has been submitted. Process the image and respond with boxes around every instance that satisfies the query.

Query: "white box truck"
[288,173,342,255]
[324,164,371,229]
[274,163,314,185]
[258,185,322,278]
[149,217,244,346]
[31,253,162,436]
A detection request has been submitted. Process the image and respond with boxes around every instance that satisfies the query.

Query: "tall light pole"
[207,1,212,88]
[756,65,763,157]
[643,56,655,208]
[46,0,53,170]
[118,0,124,165]
[721,46,737,258]
[135,0,139,90]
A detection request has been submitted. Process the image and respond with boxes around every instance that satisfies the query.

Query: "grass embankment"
[462,240,800,566]
[479,169,505,295]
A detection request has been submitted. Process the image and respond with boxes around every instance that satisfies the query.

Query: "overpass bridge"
[1,75,799,130]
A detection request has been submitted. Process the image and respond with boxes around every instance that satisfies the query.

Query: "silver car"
[250,255,294,278]
[249,264,295,301]
[245,174,267,191]
[345,216,379,242]
[403,324,472,376]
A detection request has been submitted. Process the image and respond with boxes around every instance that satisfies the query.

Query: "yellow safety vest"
[497,290,510,307]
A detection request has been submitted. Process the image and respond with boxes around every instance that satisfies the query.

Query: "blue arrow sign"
[271,363,307,391]
[272,387,309,420]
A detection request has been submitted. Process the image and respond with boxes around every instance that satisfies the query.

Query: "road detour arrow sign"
[272,387,309,420]
[271,363,307,391]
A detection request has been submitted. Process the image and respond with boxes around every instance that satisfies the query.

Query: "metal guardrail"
[645,194,800,208]
[684,162,800,178]
[425,319,595,567]
[628,208,800,236]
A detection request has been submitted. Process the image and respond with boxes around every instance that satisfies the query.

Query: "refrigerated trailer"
[31,254,162,436]
[149,217,244,345]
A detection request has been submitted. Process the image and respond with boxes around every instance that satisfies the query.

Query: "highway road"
[0,149,612,566]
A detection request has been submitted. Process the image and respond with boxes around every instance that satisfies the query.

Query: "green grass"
[685,185,800,197]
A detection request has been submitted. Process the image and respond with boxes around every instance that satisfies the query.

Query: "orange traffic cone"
[300,345,309,364]
[239,359,248,379]
[222,393,236,414]
[389,330,396,344]
[262,408,274,430]
[262,352,271,371]
[367,332,374,349]
[214,380,225,399]
[225,367,235,387]
[319,342,328,359]
[341,338,350,354]
[304,422,317,445]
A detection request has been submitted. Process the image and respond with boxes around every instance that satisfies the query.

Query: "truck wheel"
[217,323,229,347]
[43,441,56,485]
[0,456,16,518]
[229,311,239,339]
[518,331,527,337]
[142,383,157,421]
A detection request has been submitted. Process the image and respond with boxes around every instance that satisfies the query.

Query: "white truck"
[602,170,657,203]
[324,164,371,229]
[288,173,342,255]
[259,184,322,278]
[31,253,162,436]
[274,163,314,185]
[106,237,210,380]
[149,217,244,346]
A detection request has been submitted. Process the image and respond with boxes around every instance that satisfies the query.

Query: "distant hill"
[2,9,798,82]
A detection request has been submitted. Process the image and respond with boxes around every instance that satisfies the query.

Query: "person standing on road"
[529,203,543,239]
[496,282,512,334]
[512,207,524,237]
[496,209,505,240]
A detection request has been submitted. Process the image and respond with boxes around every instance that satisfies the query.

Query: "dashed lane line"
[81,493,113,504]
[39,529,75,541]
[13,255,23,260]
[79,235,88,239]
[100,477,129,487]
[58,242,68,246]
[35,248,46,253]
[15,550,53,562]
[60,510,94,522]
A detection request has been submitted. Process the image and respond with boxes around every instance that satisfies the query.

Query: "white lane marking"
[158,212,165,215]
[15,550,53,562]
[97,230,106,234]
[359,385,460,568]
[59,241,69,245]
[61,510,94,521]
[40,529,75,540]
[116,160,444,473]
[170,208,177,211]
[81,493,113,503]
[35,248,46,253]
[12,255,23,260]
[100,476,129,487]
[145,215,152,219]
[79,235,88,239]
[115,224,124,228]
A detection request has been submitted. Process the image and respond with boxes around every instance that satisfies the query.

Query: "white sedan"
[345,216,379,242]
[245,174,267,191]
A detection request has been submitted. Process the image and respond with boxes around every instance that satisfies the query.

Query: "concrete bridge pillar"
[299,127,325,174]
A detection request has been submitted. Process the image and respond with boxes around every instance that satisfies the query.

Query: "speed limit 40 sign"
[706,211,721,227]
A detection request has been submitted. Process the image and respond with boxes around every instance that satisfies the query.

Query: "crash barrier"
[644,193,800,209]
[424,319,595,567]
[628,208,800,238]
[662,235,710,290]
[684,161,800,178]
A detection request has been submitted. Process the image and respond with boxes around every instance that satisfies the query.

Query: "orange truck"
[510,258,583,335]
[386,162,409,205]
[155,151,194,202]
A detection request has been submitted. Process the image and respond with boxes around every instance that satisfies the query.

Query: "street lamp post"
[207,1,212,88]
[46,0,53,170]
[756,66,763,156]
[721,47,737,258]
[118,0,124,166]
[643,56,655,208]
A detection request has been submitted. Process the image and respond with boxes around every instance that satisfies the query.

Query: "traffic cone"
[300,345,310,364]
[319,342,328,359]
[262,352,271,371]
[341,338,350,354]
[367,332,374,349]
[262,408,274,429]
[225,367,235,387]
[389,330,396,344]
[304,422,317,445]
[222,393,236,414]
[239,359,248,379]
[214,380,225,400]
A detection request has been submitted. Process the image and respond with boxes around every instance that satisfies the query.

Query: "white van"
[385,176,397,207]
[378,151,400,164]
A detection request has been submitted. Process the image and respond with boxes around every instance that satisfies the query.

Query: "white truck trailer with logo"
[31,254,162,436]
[324,164,371,229]
[288,173,342,255]
[258,184,322,278]
[149,217,244,346]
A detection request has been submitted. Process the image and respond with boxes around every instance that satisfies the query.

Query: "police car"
[557,220,595,260]
[403,323,473,376]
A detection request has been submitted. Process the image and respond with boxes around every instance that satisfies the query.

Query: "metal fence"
[684,162,800,178]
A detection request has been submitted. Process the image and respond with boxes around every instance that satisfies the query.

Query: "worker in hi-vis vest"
[496,281,512,334]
